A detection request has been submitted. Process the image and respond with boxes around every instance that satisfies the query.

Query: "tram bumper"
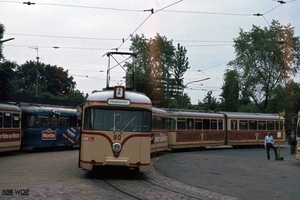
[104,157,129,166]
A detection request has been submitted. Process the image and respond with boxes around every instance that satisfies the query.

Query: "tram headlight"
[112,143,122,153]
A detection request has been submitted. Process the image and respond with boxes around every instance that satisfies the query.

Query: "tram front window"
[84,108,151,132]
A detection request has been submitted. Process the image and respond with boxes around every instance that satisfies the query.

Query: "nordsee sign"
[107,99,131,106]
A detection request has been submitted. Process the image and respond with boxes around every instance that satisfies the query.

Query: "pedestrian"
[264,132,278,160]
[288,130,297,154]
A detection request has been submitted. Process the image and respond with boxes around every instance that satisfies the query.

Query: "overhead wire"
[117,0,183,50]
[1,0,289,50]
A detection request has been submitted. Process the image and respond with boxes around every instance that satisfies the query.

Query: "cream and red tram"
[79,86,152,172]
[224,112,285,146]
[151,107,169,153]
[164,109,285,149]
[166,110,225,149]
[0,103,22,152]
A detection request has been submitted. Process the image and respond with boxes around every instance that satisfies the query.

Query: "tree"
[268,81,300,131]
[173,44,190,108]
[0,61,18,101]
[219,69,239,111]
[228,20,300,113]
[126,34,190,108]
[199,91,219,111]
[14,60,85,101]
[0,23,4,60]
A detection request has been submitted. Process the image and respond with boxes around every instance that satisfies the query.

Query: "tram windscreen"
[84,108,151,132]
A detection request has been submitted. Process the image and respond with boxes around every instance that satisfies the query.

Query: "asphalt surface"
[154,143,300,200]
[0,143,299,200]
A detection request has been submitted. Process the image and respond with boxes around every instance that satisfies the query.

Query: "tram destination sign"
[107,98,131,106]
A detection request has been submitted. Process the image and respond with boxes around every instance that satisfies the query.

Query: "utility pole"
[29,47,39,97]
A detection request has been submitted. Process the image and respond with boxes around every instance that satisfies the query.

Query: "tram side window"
[275,121,284,130]
[154,116,169,130]
[22,114,35,127]
[169,118,176,130]
[152,115,158,130]
[157,116,163,130]
[210,119,217,130]
[39,115,49,127]
[50,116,59,127]
[163,117,169,130]
[0,112,3,128]
[258,121,266,130]
[4,112,12,128]
[141,111,151,132]
[203,119,210,130]
[84,109,92,130]
[60,116,69,127]
[239,120,248,130]
[231,120,237,130]
[69,116,77,126]
[177,118,186,130]
[195,119,202,130]
[187,118,194,130]
[12,113,21,128]
[249,120,257,130]
[267,121,275,130]
[218,119,223,130]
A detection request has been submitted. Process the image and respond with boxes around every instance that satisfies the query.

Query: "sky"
[1,0,300,104]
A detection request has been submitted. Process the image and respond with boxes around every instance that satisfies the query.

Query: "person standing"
[288,130,297,154]
[264,132,278,160]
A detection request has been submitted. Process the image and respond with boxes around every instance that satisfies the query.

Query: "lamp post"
[181,77,210,106]
[0,38,15,44]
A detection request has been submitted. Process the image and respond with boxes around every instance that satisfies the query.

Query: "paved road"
[154,144,300,200]
[0,144,299,200]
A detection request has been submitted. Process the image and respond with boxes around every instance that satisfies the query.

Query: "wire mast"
[103,51,136,89]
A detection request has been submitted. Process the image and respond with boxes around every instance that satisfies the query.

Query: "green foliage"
[228,20,300,112]
[126,34,190,108]
[198,91,219,111]
[0,23,4,61]
[0,59,85,102]
[0,60,18,101]
[219,69,239,111]
[14,61,78,98]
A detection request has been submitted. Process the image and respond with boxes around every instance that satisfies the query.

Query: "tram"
[0,103,22,152]
[165,109,285,149]
[21,104,80,149]
[78,86,152,172]
[166,110,225,149]
[151,107,169,153]
[224,112,285,147]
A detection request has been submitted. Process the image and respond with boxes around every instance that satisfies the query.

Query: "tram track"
[85,155,239,200]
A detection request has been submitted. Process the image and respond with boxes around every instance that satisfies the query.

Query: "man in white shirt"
[264,132,278,160]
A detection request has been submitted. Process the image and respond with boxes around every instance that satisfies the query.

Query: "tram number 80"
[113,134,121,140]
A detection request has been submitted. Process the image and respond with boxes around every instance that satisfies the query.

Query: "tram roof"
[166,110,224,118]
[0,103,21,112]
[152,107,168,115]
[86,89,152,105]
[220,112,284,120]
[20,105,77,115]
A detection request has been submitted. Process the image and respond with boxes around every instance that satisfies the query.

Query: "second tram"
[165,110,285,149]
[21,104,80,149]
